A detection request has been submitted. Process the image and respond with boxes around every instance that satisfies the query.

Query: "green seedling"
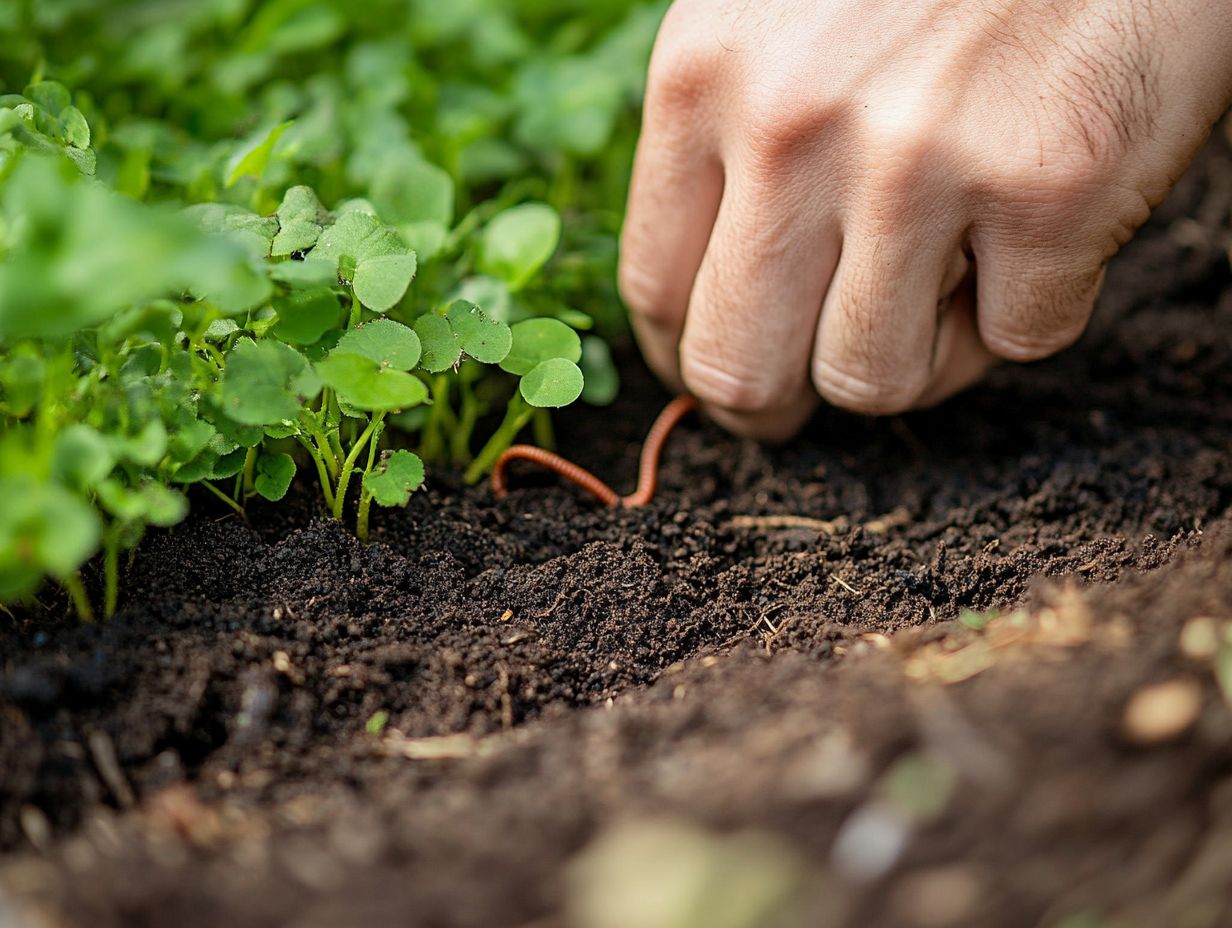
[0,0,665,619]
[366,710,391,736]
[958,608,995,632]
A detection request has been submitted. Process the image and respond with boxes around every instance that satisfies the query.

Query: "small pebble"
[832,803,910,883]
[1121,678,1203,745]
[1179,617,1220,661]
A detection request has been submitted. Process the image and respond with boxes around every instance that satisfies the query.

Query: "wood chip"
[18,805,52,853]
[382,731,495,761]
[725,514,844,535]
[862,507,911,535]
[86,731,134,808]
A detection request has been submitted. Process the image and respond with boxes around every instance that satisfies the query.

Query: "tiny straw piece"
[491,395,697,508]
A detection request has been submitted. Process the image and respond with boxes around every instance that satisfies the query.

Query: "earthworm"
[491,395,698,508]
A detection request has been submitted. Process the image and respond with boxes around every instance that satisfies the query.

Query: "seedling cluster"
[0,0,665,618]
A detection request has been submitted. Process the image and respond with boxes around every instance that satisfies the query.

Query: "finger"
[676,176,838,441]
[972,237,1105,362]
[916,273,999,408]
[619,72,724,389]
[810,230,957,415]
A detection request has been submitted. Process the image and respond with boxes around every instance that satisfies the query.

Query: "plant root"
[491,395,697,508]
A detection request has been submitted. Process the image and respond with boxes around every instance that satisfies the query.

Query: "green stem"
[201,480,246,517]
[305,419,340,479]
[451,384,482,464]
[420,375,453,463]
[241,446,258,497]
[465,393,534,485]
[328,410,345,463]
[62,572,95,623]
[357,492,375,544]
[348,297,362,330]
[355,420,386,544]
[297,435,337,510]
[333,412,385,521]
[102,528,120,619]
[324,389,342,436]
[532,409,556,452]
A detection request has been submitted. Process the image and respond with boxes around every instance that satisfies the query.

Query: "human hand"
[619,0,1232,438]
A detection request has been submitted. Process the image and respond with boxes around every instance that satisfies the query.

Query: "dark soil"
[3,126,1232,928]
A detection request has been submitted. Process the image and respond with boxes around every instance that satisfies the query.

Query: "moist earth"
[2,130,1232,928]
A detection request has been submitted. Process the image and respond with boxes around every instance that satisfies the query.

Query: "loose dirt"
[2,130,1231,928]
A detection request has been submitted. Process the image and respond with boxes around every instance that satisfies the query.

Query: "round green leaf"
[353,252,418,312]
[98,478,188,526]
[254,453,296,502]
[446,300,511,364]
[371,156,454,227]
[362,450,426,508]
[0,351,44,418]
[336,319,421,370]
[276,185,328,226]
[26,81,71,115]
[169,452,220,485]
[52,425,115,490]
[452,275,513,323]
[272,185,327,256]
[0,480,100,592]
[316,351,429,411]
[313,211,408,267]
[138,483,189,527]
[477,203,561,290]
[269,259,338,289]
[274,288,342,345]
[209,447,249,479]
[205,318,240,342]
[221,340,323,426]
[501,318,582,376]
[113,420,168,467]
[167,417,216,464]
[520,358,584,408]
[414,312,461,373]
[272,219,323,257]
[61,106,91,149]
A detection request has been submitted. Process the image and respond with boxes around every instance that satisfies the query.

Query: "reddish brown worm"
[491,395,698,508]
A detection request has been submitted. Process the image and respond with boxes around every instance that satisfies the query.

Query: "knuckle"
[740,78,835,167]
[978,266,1099,363]
[861,117,938,200]
[680,352,783,415]
[645,53,713,118]
[987,152,1108,227]
[644,14,723,117]
[980,317,1087,362]
[811,357,923,416]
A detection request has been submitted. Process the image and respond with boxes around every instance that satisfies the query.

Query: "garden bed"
[2,136,1232,928]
